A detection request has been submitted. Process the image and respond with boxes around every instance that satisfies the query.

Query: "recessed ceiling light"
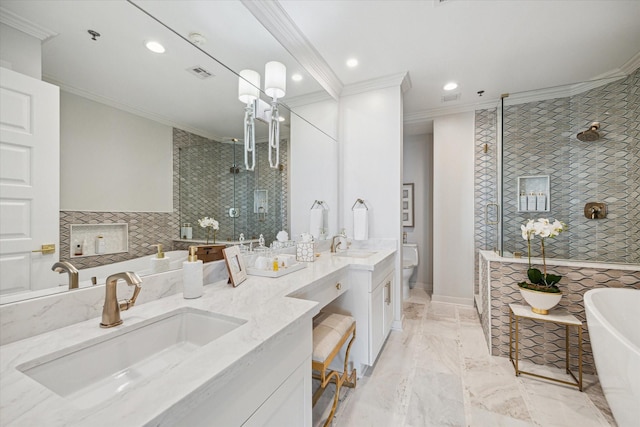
[145,41,165,54]
[443,82,458,91]
[346,58,358,68]
[291,73,303,82]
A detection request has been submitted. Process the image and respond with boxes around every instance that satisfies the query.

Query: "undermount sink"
[333,250,376,259]
[18,308,245,408]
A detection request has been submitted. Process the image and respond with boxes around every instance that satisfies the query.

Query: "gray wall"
[403,133,433,290]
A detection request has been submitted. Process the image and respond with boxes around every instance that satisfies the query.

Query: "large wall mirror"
[0,0,335,303]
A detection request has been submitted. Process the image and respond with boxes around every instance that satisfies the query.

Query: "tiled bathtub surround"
[479,251,640,375]
[475,69,640,265]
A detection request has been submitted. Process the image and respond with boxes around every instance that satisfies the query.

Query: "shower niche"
[517,175,550,212]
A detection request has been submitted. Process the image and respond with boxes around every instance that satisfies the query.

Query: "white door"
[0,67,60,295]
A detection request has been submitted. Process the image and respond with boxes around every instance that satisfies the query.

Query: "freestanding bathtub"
[584,288,640,427]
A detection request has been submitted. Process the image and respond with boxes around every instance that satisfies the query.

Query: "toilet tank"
[402,244,419,266]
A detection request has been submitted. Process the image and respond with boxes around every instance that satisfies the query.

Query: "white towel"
[353,208,369,241]
[310,208,324,239]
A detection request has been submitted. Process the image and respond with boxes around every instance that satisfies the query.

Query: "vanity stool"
[312,311,357,427]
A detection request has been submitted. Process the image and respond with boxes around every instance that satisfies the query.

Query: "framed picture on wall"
[402,183,415,227]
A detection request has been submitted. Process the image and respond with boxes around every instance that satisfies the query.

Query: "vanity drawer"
[292,273,349,308]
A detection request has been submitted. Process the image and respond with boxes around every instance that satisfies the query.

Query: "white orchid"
[198,216,219,244]
[520,219,535,240]
[198,216,219,230]
[520,218,567,290]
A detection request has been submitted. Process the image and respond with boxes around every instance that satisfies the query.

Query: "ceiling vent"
[187,66,214,79]
[441,93,461,102]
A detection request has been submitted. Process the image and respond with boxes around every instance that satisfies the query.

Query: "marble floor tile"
[404,368,466,427]
[317,288,614,427]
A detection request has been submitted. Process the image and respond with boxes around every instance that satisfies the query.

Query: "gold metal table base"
[509,304,583,391]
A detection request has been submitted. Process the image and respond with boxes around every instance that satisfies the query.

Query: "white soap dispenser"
[150,244,170,274]
[183,246,203,299]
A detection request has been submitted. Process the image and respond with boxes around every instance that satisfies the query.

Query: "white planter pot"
[519,287,562,315]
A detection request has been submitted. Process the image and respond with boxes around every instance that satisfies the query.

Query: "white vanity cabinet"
[169,317,313,427]
[370,269,395,361]
[328,253,395,374]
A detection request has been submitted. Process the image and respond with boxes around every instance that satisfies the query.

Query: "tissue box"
[296,241,316,262]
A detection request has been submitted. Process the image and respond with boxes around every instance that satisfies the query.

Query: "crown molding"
[240,0,343,100]
[405,61,639,125]
[404,98,497,124]
[341,71,411,98]
[283,90,334,109]
[46,76,225,142]
[0,7,57,41]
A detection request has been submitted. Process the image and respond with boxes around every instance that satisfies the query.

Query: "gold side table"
[509,303,583,391]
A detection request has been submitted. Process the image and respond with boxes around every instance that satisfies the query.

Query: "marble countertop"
[0,248,396,426]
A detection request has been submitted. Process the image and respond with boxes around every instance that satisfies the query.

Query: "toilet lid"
[403,260,415,268]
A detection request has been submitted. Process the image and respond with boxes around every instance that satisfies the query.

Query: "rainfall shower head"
[577,122,600,142]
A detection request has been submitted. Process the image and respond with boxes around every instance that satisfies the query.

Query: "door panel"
[0,67,60,295]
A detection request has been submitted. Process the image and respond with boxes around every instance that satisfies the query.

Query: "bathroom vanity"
[0,247,396,426]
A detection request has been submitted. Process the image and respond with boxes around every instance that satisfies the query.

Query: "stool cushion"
[312,312,355,363]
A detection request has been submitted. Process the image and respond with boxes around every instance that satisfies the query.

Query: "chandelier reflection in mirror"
[238,61,286,171]
[238,69,260,171]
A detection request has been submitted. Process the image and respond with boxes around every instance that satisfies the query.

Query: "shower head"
[576,122,600,142]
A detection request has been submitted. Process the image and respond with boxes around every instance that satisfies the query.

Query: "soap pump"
[150,244,170,274]
[182,246,203,299]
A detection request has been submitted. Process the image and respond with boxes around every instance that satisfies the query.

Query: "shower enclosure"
[475,68,640,269]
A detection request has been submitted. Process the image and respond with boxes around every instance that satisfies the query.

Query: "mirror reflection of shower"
[577,122,601,142]
[254,190,268,222]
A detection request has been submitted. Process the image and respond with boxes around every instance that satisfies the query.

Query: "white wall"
[433,112,475,305]
[289,99,339,239]
[0,23,42,79]
[60,91,173,212]
[339,86,402,239]
[339,85,404,327]
[402,133,433,290]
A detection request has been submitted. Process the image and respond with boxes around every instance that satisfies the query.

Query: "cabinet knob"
[336,282,341,290]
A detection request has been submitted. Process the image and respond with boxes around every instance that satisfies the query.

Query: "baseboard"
[431,294,474,306]
[410,281,432,292]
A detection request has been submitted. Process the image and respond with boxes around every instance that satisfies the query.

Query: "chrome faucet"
[51,261,79,290]
[330,235,343,253]
[100,271,142,328]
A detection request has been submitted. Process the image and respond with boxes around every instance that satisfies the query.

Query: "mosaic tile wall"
[502,70,640,264]
[60,211,175,269]
[173,128,288,246]
[483,255,640,375]
[60,128,289,269]
[474,107,499,296]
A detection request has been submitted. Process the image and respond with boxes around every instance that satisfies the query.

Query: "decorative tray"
[246,262,306,278]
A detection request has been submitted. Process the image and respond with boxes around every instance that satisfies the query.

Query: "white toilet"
[402,244,419,300]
